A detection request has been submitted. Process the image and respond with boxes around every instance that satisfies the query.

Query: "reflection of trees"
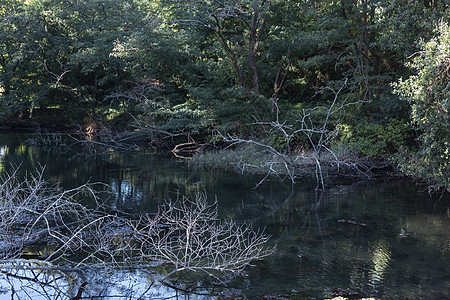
[0,133,210,212]
[404,214,450,256]
[0,261,83,299]
[0,145,8,173]
[1,133,448,299]
[0,264,213,299]
[233,183,449,299]
[110,178,144,209]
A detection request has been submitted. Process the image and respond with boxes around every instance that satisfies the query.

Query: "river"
[0,132,448,299]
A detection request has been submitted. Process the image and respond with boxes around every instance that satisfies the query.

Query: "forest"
[0,0,449,191]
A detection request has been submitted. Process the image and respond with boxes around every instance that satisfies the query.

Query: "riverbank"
[2,121,443,193]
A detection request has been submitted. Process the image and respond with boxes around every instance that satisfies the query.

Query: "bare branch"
[212,79,373,190]
[127,191,275,281]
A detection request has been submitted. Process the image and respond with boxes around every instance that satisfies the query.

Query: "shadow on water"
[0,132,449,299]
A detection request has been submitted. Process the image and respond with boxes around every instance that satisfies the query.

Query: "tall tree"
[165,0,274,95]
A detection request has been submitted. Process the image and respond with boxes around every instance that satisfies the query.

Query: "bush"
[393,21,450,191]
[337,119,414,157]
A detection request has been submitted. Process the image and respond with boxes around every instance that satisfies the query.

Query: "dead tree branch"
[215,79,371,190]
[127,191,275,282]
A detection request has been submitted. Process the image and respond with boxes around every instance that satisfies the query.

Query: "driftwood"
[172,142,203,153]
[172,141,218,159]
[337,219,367,227]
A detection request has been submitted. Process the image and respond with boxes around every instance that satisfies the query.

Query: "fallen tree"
[204,79,392,190]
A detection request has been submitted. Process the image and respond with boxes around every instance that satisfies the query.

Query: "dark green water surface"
[0,132,448,299]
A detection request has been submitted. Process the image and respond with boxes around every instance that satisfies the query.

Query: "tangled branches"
[215,79,375,190]
[0,166,98,261]
[129,192,274,281]
[0,167,273,298]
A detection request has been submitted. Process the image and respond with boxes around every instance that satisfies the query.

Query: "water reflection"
[369,239,391,295]
[228,184,449,299]
[110,178,144,209]
[0,267,211,299]
[0,132,448,299]
[0,145,7,157]
[0,145,7,173]
[0,266,79,299]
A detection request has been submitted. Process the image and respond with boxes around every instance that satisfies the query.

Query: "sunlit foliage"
[394,21,450,190]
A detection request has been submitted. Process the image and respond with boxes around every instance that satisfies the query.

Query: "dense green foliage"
[0,0,449,189]
[393,21,450,190]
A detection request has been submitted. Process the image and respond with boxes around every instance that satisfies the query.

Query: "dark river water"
[0,132,448,299]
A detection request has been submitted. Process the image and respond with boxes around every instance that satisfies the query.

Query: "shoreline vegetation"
[6,100,433,193]
[1,104,441,193]
[22,125,399,191]
[2,102,446,193]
